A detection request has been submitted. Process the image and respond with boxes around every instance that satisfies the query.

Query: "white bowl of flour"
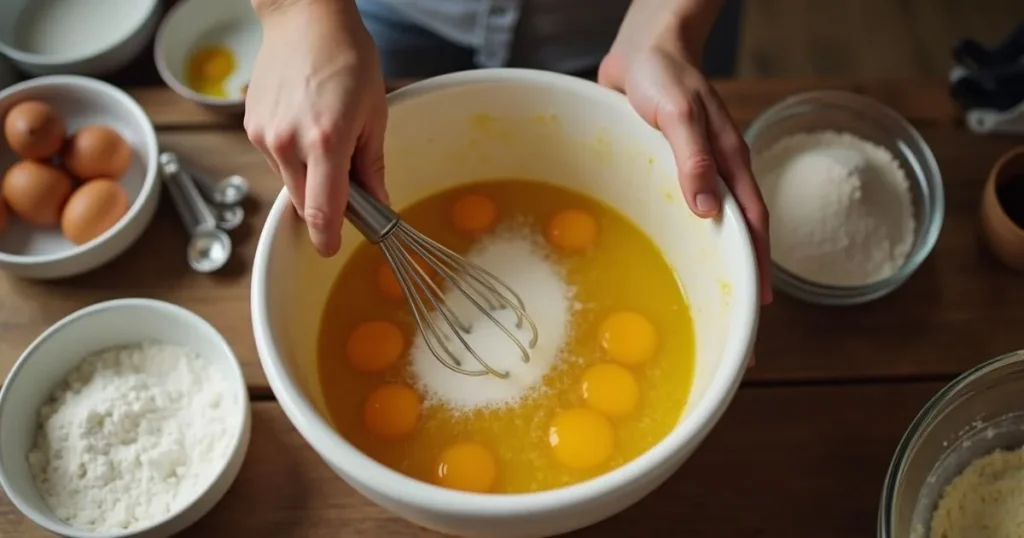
[0,298,251,537]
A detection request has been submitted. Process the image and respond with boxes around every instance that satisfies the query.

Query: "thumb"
[596,51,625,90]
[354,119,388,204]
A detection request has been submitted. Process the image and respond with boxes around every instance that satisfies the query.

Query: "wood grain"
[1,83,1022,390]
[737,0,1023,78]
[129,79,962,129]
[0,382,942,537]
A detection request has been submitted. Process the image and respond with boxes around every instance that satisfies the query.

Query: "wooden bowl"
[981,146,1024,271]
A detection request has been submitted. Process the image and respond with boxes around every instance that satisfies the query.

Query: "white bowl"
[0,0,161,77]
[0,75,161,280]
[0,55,18,91]
[251,68,761,537]
[154,0,261,112]
[0,298,252,538]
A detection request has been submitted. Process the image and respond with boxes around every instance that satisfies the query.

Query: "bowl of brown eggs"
[0,75,160,279]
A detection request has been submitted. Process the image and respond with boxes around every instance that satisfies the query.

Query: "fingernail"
[695,193,720,214]
[311,231,340,258]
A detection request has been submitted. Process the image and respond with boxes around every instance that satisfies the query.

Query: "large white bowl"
[0,76,161,279]
[0,298,252,538]
[0,0,161,77]
[251,68,760,538]
[154,0,261,113]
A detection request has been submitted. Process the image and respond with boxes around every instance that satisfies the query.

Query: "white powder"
[928,447,1024,538]
[409,226,575,411]
[752,131,916,287]
[28,343,241,532]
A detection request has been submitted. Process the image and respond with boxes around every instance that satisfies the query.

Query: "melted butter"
[317,179,696,493]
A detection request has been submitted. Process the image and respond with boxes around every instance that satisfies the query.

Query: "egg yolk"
[580,363,639,417]
[546,209,598,253]
[377,256,435,300]
[363,384,421,438]
[186,45,236,98]
[548,408,614,469]
[347,321,405,372]
[598,311,658,365]
[451,194,498,234]
[435,442,498,493]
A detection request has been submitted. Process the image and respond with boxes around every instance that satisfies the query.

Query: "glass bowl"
[878,349,1024,538]
[744,91,945,306]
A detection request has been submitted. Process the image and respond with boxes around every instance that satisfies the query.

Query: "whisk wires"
[381,221,539,379]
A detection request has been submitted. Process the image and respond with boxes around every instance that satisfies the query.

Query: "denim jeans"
[358,0,744,80]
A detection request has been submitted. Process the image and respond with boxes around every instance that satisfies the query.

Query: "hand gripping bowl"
[251,68,760,537]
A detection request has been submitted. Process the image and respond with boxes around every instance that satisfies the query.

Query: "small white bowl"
[0,75,161,280]
[0,55,18,91]
[0,298,252,538]
[155,0,262,113]
[0,0,161,77]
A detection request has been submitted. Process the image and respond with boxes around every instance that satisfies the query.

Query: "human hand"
[245,0,388,257]
[598,2,772,305]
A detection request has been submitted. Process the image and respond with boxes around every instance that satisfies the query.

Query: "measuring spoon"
[192,169,250,206]
[214,204,245,231]
[158,152,233,273]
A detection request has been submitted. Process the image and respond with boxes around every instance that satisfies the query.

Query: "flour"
[408,225,575,411]
[28,343,241,532]
[752,131,916,286]
[928,447,1024,538]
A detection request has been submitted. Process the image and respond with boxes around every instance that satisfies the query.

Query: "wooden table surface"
[1,78,1023,537]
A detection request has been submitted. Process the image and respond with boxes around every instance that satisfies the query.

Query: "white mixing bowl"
[251,68,760,538]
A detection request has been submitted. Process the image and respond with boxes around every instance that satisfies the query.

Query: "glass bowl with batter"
[879,349,1024,538]
[744,91,945,306]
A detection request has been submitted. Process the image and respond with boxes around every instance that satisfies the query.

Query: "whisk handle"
[345,182,400,243]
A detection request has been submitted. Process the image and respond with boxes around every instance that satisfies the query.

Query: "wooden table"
[1,79,1022,537]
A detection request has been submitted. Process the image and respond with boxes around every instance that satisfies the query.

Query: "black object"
[949,22,1024,112]
[997,174,1024,230]
[953,22,1024,70]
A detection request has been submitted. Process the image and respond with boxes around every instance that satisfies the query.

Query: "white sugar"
[408,226,574,411]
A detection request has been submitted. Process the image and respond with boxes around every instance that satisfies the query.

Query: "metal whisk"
[344,183,538,379]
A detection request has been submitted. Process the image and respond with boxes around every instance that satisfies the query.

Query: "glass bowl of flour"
[746,91,944,305]
[879,349,1024,538]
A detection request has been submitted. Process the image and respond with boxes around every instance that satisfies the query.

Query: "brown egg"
[3,100,66,160]
[1,160,74,226]
[64,125,132,181]
[60,178,129,245]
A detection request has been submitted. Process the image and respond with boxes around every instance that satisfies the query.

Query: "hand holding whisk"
[344,182,539,379]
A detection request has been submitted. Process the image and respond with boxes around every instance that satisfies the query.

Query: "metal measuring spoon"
[214,204,245,231]
[169,153,251,206]
[158,152,233,273]
[210,175,250,206]
[192,169,250,206]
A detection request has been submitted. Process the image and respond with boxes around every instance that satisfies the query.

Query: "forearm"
[615,0,726,61]
[251,0,358,20]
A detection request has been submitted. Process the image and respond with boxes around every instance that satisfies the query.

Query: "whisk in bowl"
[344,183,538,379]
